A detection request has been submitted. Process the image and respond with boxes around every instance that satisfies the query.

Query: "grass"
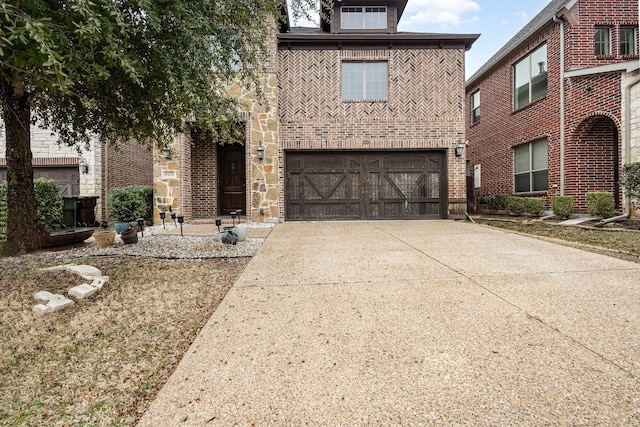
[475,218,640,263]
[0,256,247,426]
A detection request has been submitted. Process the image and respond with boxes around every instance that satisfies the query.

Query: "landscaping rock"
[33,291,75,315]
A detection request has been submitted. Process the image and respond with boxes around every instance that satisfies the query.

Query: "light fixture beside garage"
[79,158,89,174]
[257,143,265,161]
[454,143,465,158]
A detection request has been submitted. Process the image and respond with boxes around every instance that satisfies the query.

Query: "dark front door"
[218,144,246,215]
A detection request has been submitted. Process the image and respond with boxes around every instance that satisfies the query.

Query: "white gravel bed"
[1,223,274,266]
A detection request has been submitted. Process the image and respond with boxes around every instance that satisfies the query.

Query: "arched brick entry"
[566,115,620,212]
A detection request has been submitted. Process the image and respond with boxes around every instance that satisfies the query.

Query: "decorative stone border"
[34,264,110,316]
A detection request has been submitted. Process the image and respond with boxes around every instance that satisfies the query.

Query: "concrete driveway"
[138,221,640,426]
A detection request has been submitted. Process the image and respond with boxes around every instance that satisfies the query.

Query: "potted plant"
[120,226,138,244]
[107,186,152,234]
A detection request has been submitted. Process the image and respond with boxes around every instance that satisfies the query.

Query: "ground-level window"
[342,62,388,101]
[595,26,612,55]
[341,7,387,29]
[514,138,548,193]
[513,43,547,110]
[620,26,637,56]
[471,91,480,124]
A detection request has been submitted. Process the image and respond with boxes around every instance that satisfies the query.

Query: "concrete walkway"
[138,221,640,426]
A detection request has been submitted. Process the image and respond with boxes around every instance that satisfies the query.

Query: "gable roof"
[466,0,578,88]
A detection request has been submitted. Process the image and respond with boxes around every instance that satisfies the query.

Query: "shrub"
[490,193,509,210]
[34,178,64,231]
[477,194,492,206]
[621,162,640,206]
[0,178,63,242]
[524,197,544,217]
[507,196,526,215]
[107,185,153,223]
[586,192,615,218]
[552,196,574,219]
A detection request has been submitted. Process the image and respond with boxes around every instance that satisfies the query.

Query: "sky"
[288,0,552,79]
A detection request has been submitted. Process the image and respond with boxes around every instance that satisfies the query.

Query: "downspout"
[553,15,566,196]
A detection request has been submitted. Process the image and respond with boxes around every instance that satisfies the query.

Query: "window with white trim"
[513,43,547,110]
[471,91,480,124]
[595,26,612,55]
[342,62,388,101]
[620,26,637,56]
[341,7,387,29]
[514,139,548,193]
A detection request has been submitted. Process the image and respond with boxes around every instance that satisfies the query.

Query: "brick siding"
[278,48,468,214]
[102,140,153,220]
[466,0,637,213]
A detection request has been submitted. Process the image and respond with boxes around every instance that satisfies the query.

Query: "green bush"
[586,192,615,218]
[490,193,509,210]
[524,197,544,217]
[0,178,63,242]
[34,178,64,231]
[552,196,574,219]
[621,162,640,205]
[477,194,492,206]
[507,196,526,215]
[477,193,508,211]
[107,185,153,222]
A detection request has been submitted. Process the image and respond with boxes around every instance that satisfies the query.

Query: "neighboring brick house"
[466,0,640,214]
[155,0,479,222]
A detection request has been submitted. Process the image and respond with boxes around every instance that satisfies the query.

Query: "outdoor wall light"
[454,143,465,158]
[136,218,145,237]
[257,144,265,160]
[79,158,89,174]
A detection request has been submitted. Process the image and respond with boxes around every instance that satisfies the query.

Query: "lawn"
[475,218,640,263]
[0,256,247,426]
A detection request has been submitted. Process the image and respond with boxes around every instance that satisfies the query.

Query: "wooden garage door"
[0,166,79,196]
[286,151,446,220]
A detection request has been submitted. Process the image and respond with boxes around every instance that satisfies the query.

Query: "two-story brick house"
[466,0,640,214]
[154,0,479,223]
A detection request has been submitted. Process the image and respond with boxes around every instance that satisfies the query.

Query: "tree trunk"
[2,83,38,255]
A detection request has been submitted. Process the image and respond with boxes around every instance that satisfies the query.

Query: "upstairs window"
[513,43,547,110]
[514,139,548,193]
[620,26,637,56]
[471,91,480,124]
[341,7,387,30]
[342,62,388,101]
[595,26,612,55]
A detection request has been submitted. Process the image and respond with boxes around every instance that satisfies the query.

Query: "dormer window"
[341,7,387,30]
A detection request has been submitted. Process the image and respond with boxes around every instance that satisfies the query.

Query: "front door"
[218,144,246,215]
